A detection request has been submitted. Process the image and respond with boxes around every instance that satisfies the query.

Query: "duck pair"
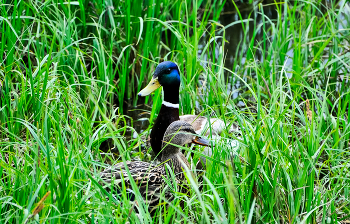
[139,61,235,158]
[99,61,229,213]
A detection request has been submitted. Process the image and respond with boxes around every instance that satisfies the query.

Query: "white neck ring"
[162,101,179,108]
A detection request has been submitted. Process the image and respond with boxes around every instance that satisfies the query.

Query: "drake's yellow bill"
[138,77,161,96]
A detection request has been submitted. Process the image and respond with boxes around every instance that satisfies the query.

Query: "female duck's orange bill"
[192,136,211,147]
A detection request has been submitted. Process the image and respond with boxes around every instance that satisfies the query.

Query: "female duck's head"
[138,61,180,104]
[161,121,210,159]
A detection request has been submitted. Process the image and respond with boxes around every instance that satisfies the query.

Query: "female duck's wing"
[99,161,165,201]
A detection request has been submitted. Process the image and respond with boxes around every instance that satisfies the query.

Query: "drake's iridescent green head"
[138,61,180,104]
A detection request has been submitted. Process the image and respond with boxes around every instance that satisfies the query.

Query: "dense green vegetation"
[1,0,350,223]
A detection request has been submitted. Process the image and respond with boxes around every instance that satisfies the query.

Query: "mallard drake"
[99,121,210,213]
[138,61,237,158]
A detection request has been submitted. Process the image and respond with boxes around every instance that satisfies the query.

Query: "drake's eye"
[167,68,171,73]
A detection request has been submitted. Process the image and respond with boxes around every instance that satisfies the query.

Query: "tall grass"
[1,0,350,223]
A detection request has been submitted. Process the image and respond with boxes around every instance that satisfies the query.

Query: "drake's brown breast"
[150,106,179,158]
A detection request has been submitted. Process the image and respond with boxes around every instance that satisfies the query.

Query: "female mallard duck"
[99,121,209,213]
[138,61,237,158]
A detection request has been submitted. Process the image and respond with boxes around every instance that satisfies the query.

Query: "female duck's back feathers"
[100,161,165,205]
[100,161,162,187]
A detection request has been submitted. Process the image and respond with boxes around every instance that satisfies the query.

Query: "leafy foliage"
[0,0,349,223]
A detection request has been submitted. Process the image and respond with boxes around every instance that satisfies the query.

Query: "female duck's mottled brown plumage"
[99,121,209,213]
